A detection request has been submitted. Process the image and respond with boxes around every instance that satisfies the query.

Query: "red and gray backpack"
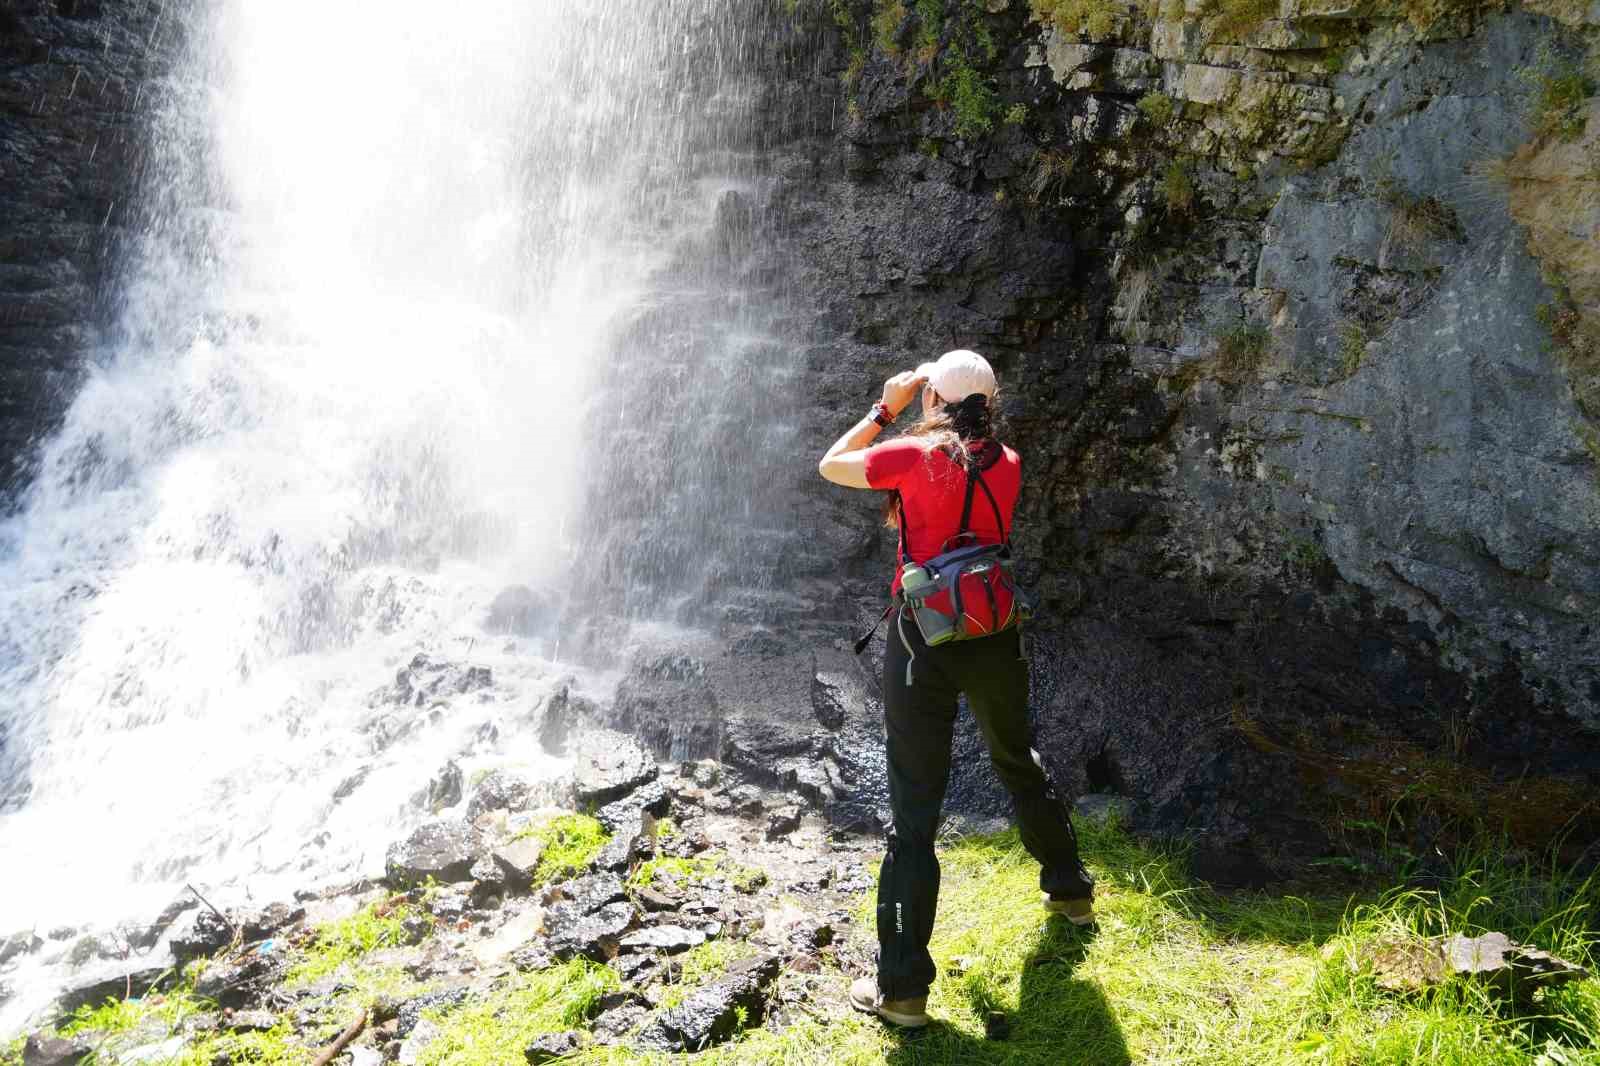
[854,445,1033,683]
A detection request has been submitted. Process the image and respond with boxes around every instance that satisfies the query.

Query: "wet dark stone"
[547,901,636,963]
[572,729,658,806]
[420,760,464,813]
[490,836,546,892]
[54,961,170,1017]
[487,584,555,637]
[22,1032,95,1066]
[634,953,782,1052]
[0,930,43,966]
[765,804,802,840]
[168,907,233,962]
[510,944,557,971]
[544,872,627,917]
[469,853,506,905]
[618,925,707,955]
[375,654,493,708]
[593,808,654,872]
[237,902,304,942]
[634,887,680,913]
[594,778,670,834]
[425,886,471,924]
[810,671,851,730]
[222,1009,277,1032]
[132,895,198,951]
[465,769,538,820]
[592,1002,650,1044]
[191,949,287,1010]
[385,820,484,888]
[396,987,471,1037]
[524,1030,584,1063]
[332,765,372,802]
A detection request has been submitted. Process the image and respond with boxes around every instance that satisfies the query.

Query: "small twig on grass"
[311,1009,368,1066]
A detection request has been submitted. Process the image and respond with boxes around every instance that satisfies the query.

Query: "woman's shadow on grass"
[884,917,1130,1066]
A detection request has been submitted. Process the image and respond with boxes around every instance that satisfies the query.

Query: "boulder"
[1364,931,1591,1001]
[236,902,304,942]
[546,902,636,962]
[385,820,484,888]
[487,585,555,636]
[418,761,464,813]
[619,925,707,955]
[465,769,538,820]
[22,1032,95,1066]
[765,804,802,840]
[634,954,782,1052]
[593,808,655,872]
[192,948,288,1010]
[54,961,171,1017]
[594,779,671,834]
[490,836,546,892]
[0,930,43,966]
[544,872,627,917]
[524,1030,584,1063]
[572,730,658,806]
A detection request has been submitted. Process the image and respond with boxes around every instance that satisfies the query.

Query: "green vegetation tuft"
[630,854,722,889]
[1004,102,1029,126]
[1031,0,1120,40]
[658,940,762,1011]
[59,984,205,1037]
[1028,147,1076,202]
[415,961,618,1065]
[872,0,908,54]
[1200,0,1278,42]
[1533,65,1596,142]
[1337,321,1368,378]
[1136,90,1176,127]
[1161,158,1197,216]
[1214,320,1273,381]
[287,898,425,986]
[525,813,610,884]
[930,53,1001,138]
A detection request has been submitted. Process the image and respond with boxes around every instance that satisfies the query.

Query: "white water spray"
[0,0,767,1032]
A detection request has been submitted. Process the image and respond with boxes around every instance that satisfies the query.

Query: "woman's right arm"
[817,370,925,488]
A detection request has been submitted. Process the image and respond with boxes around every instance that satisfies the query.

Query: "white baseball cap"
[915,349,996,402]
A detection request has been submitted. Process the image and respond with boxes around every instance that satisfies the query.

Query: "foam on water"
[0,0,761,1033]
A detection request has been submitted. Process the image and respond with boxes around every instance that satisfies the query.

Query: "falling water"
[0,0,788,1031]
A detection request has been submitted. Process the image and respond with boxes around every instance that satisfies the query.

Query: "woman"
[818,348,1095,1029]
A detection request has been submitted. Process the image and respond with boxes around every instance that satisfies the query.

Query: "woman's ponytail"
[947,393,993,441]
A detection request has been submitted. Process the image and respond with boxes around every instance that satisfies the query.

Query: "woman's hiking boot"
[1044,894,1094,926]
[849,977,930,1028]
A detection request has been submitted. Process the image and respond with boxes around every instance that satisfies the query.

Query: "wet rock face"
[571,729,658,807]
[751,0,1600,855]
[0,0,179,494]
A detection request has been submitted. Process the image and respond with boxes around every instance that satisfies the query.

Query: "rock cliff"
[752,0,1600,865]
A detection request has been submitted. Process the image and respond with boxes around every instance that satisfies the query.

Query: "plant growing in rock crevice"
[1213,320,1273,382]
[1030,0,1121,40]
[1161,158,1197,217]
[1136,90,1176,128]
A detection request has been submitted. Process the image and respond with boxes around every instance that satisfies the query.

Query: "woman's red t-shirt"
[863,437,1020,595]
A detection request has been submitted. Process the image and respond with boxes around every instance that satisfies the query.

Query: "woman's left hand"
[881,370,927,418]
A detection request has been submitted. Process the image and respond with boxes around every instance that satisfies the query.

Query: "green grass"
[1137,91,1176,127]
[1214,320,1272,381]
[13,822,1595,1066]
[1533,65,1596,143]
[1031,0,1120,40]
[285,898,425,986]
[630,851,769,893]
[929,53,1000,138]
[1161,158,1197,217]
[522,813,610,884]
[414,961,619,1065]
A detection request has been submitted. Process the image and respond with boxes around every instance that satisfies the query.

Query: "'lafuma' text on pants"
[876,609,1094,1000]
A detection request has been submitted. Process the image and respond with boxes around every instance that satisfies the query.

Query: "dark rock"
[510,944,557,971]
[634,953,782,1052]
[487,585,555,636]
[765,804,802,840]
[237,902,304,942]
[395,988,471,1037]
[465,769,537,820]
[0,930,43,966]
[22,1032,95,1066]
[401,914,433,944]
[332,765,372,802]
[572,729,658,806]
[535,683,596,756]
[544,872,627,916]
[593,808,655,872]
[619,925,707,955]
[469,854,506,905]
[605,657,722,761]
[725,785,764,816]
[385,820,484,888]
[192,948,287,1010]
[592,1003,650,1044]
[132,895,198,951]
[524,1030,584,1063]
[490,836,546,892]
[547,902,636,962]
[424,886,471,924]
[810,671,852,730]
[1188,843,1276,891]
[54,961,170,1016]
[594,778,671,834]
[373,654,493,708]
[689,761,721,788]
[168,907,234,962]
[634,887,681,913]
[608,953,658,985]
[419,761,464,813]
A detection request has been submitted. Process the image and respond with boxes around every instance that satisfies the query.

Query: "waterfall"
[0,0,785,1029]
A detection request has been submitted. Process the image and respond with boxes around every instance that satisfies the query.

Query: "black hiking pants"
[876,608,1094,1000]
